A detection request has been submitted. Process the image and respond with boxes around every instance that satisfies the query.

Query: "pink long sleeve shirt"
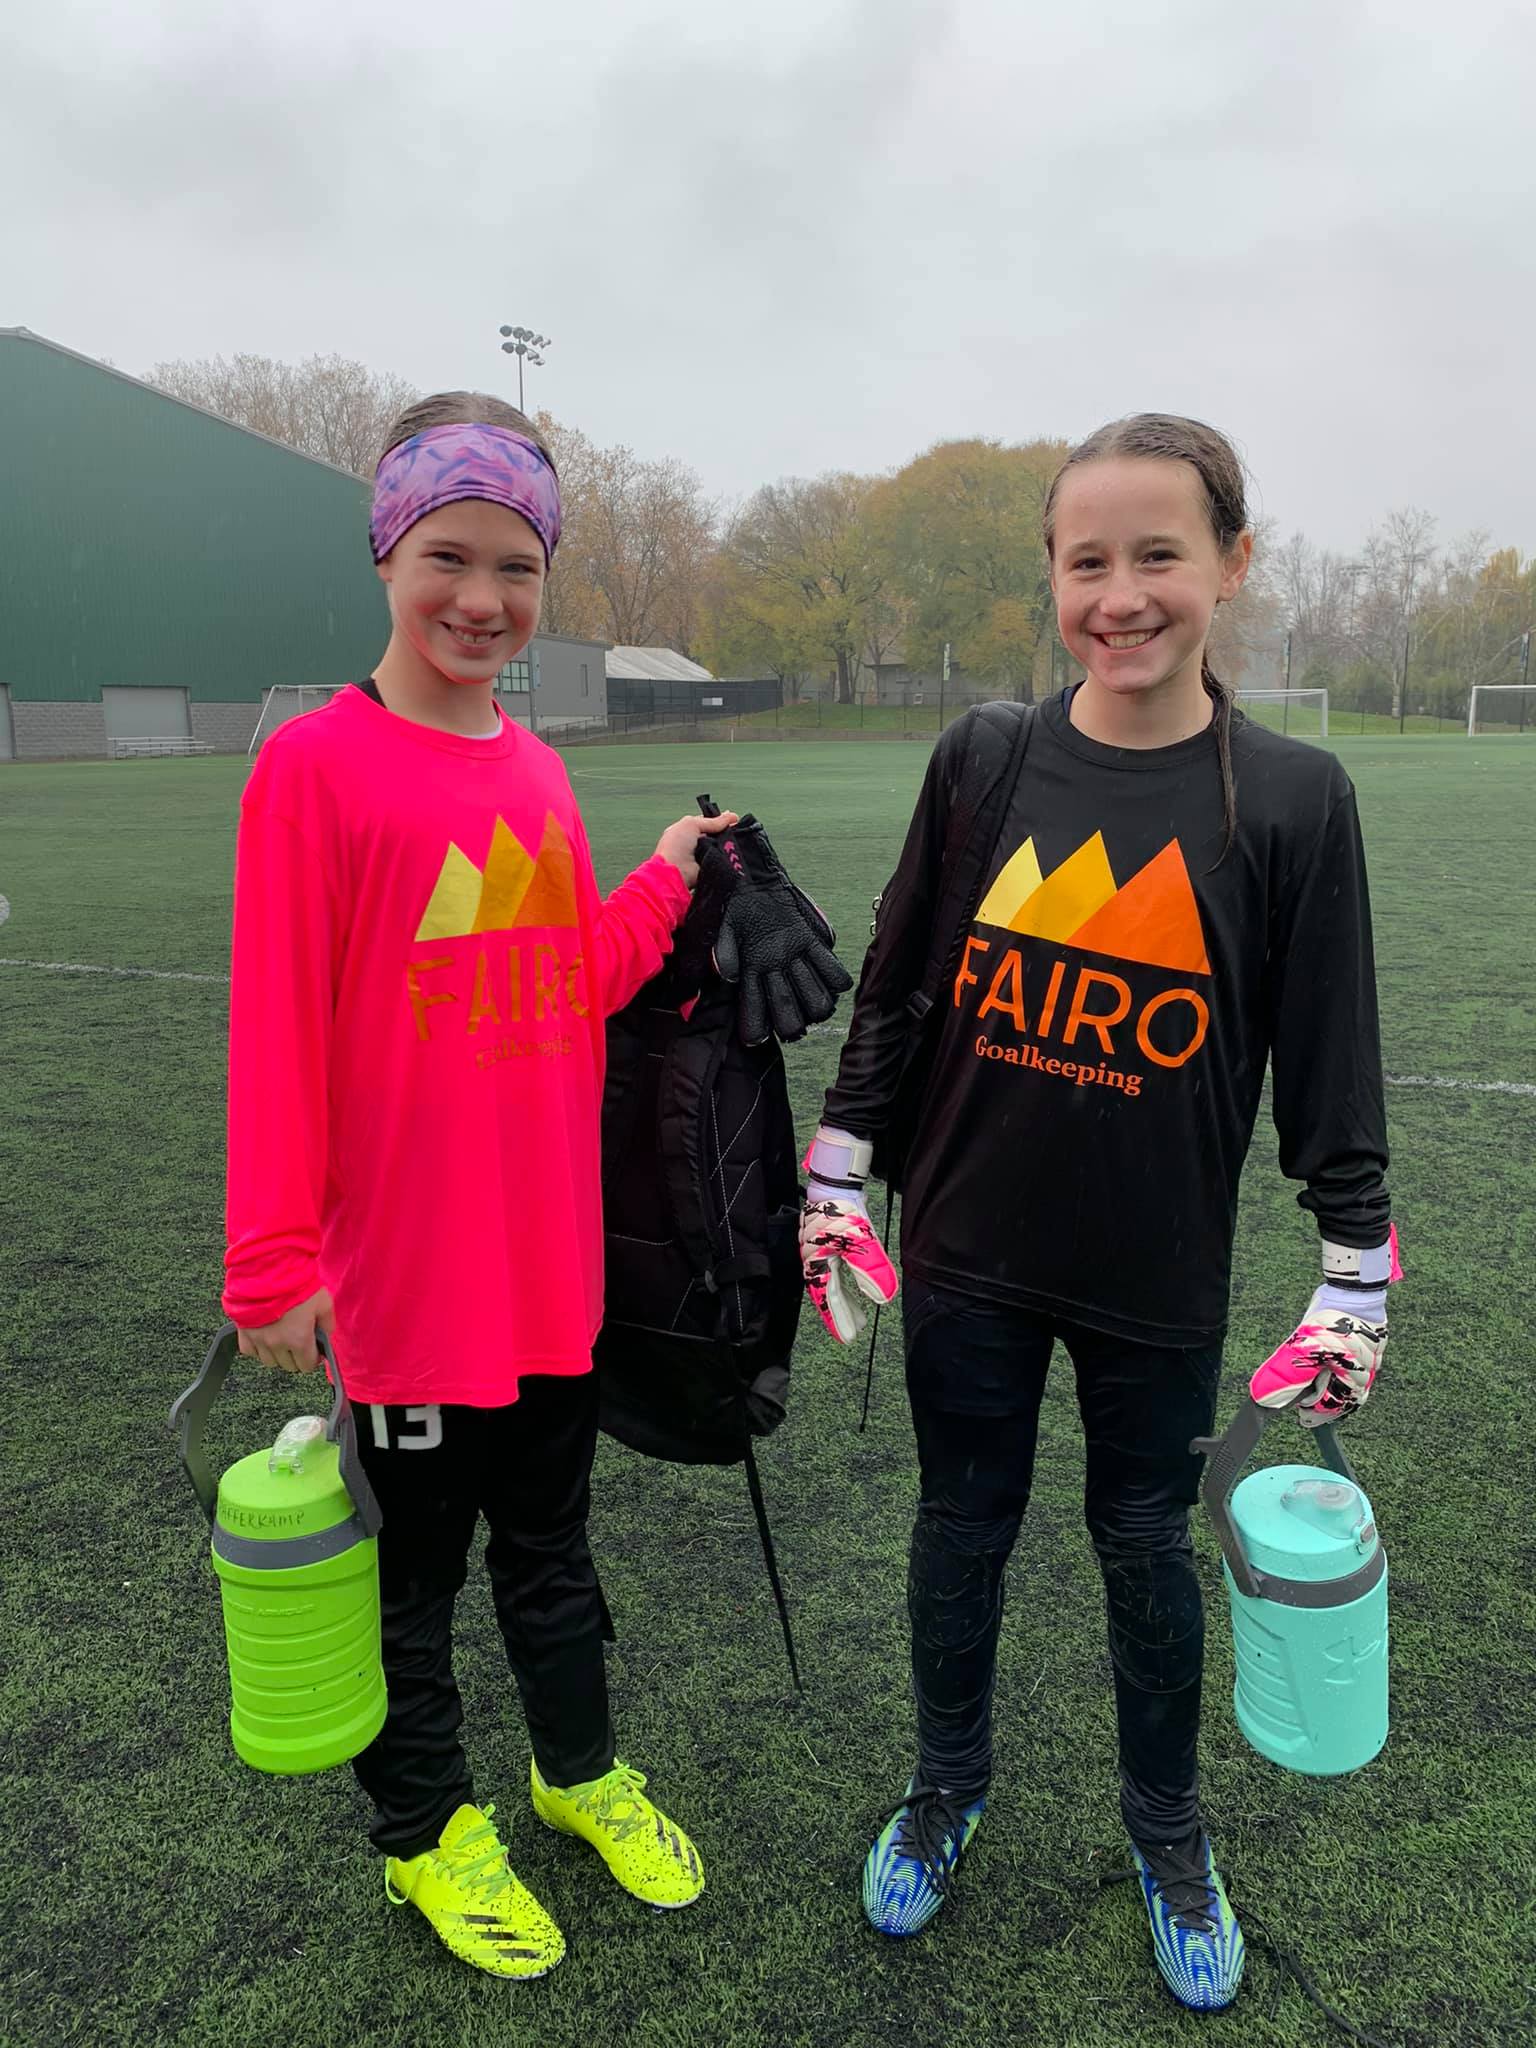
[222,686,691,1406]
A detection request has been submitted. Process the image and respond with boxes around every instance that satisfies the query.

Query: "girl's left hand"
[1249,1291,1386,1427]
[654,811,739,889]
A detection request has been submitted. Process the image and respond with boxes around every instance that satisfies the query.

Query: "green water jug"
[170,1323,387,1775]
[1193,1398,1388,1778]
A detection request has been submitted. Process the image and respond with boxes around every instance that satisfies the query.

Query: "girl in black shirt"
[800,415,1398,2014]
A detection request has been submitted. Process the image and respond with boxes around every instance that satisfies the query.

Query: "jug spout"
[1282,1477,1367,1540]
[270,1415,327,1477]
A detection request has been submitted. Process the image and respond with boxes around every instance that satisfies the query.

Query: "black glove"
[705,816,854,1045]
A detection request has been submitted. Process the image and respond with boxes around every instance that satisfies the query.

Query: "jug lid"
[215,1417,355,1541]
[1229,1464,1379,1586]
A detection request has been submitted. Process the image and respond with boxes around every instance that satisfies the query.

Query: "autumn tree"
[715,475,884,702]
[144,353,419,476]
[866,438,1069,699]
[1413,544,1534,707]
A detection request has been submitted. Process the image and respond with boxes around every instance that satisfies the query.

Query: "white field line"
[3,957,1534,1099]
[1382,1073,1536,1098]
[0,956,227,985]
[811,1026,1536,1097]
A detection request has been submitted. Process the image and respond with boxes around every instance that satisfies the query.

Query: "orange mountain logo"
[414,812,577,942]
[976,832,1210,976]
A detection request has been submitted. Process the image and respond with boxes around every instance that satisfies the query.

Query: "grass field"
[2,735,1534,2048]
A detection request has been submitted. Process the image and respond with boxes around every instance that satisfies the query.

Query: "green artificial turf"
[1,734,1533,2048]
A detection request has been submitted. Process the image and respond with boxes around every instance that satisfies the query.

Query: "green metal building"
[0,328,387,759]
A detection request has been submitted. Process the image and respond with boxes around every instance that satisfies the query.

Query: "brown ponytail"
[1201,657,1238,854]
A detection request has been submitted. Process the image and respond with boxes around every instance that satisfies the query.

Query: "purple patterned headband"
[369,424,562,566]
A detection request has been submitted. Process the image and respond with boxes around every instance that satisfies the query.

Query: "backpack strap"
[907,700,1036,1040]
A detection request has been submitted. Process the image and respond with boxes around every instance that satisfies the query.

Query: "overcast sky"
[4,0,1533,555]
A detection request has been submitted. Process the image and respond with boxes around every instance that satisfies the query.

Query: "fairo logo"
[954,828,1214,1091]
[406,941,588,1045]
[956,940,1209,1071]
[405,809,589,1055]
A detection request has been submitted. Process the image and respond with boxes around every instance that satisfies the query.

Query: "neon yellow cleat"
[384,1802,565,1979]
[531,1759,705,1909]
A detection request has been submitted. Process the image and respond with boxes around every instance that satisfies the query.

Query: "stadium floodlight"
[1236,687,1329,738]
[496,321,552,410]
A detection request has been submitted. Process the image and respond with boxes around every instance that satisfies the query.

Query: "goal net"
[1236,688,1328,737]
[1467,684,1536,736]
[247,684,345,759]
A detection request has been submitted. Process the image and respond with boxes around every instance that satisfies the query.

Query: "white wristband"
[806,1125,874,1184]
[1321,1238,1393,1288]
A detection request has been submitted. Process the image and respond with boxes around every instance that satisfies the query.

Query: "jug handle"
[169,1321,383,1537]
[1190,1399,1358,1599]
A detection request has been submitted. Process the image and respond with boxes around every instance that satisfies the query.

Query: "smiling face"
[1049,458,1251,704]
[376,499,547,686]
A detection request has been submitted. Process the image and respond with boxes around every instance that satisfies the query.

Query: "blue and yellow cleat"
[1132,1832,1246,2012]
[862,1780,985,1937]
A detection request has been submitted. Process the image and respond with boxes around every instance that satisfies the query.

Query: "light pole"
[498,324,551,412]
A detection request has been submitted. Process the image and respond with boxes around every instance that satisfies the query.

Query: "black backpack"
[594,801,807,1686]
[873,700,1036,1191]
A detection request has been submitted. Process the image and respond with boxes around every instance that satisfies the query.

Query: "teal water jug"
[1192,1398,1388,1777]
[170,1324,387,1775]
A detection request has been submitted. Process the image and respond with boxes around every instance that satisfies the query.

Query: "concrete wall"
[0,685,13,760]
[12,698,109,760]
[192,700,262,752]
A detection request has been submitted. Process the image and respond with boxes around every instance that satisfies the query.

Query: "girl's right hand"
[237,1288,335,1373]
[654,811,739,889]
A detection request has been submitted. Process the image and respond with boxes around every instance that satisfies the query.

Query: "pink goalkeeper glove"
[799,1125,900,1344]
[1250,1229,1402,1428]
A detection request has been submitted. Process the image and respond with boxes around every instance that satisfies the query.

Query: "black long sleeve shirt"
[824,689,1391,1345]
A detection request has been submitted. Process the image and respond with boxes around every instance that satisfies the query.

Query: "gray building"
[496,634,609,737]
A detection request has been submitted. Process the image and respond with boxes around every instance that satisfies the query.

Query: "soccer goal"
[247,684,345,759]
[1467,684,1536,736]
[1236,688,1328,737]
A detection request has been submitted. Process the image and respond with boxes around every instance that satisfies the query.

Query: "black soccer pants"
[351,1370,616,1859]
[901,1277,1223,1852]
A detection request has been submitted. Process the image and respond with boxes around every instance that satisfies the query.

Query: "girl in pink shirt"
[224,390,732,1980]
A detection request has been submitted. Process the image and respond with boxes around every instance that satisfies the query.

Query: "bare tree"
[528,413,609,641]
[528,413,715,651]
[144,353,419,476]
[1353,509,1437,714]
[1275,530,1367,675]
[1207,517,1283,684]
[574,446,715,651]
